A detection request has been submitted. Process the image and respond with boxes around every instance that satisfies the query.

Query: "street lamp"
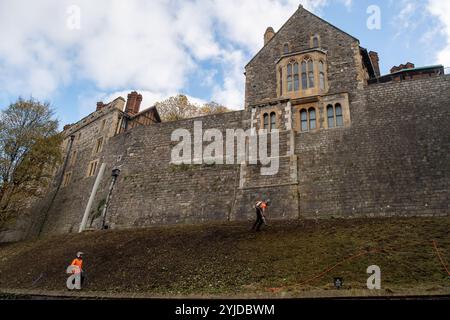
[101,168,121,230]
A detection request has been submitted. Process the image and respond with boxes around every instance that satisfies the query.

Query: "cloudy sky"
[0,0,449,127]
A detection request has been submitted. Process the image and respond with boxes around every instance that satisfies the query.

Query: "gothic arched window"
[301,61,308,89]
[287,63,293,92]
[293,62,299,91]
[279,67,283,96]
[312,35,320,48]
[319,61,325,90]
[270,112,277,131]
[300,109,308,132]
[263,113,269,130]
[287,61,299,92]
[309,108,316,130]
[307,59,315,88]
[335,103,343,127]
[327,104,334,128]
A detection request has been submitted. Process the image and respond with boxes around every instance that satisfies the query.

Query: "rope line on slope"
[298,248,386,287]
[284,239,450,289]
[432,240,450,276]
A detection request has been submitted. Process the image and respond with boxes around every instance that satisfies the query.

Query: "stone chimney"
[264,27,275,46]
[369,51,381,77]
[96,101,105,111]
[125,91,143,115]
[391,62,415,74]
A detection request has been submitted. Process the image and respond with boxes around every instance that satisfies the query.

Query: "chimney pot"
[391,62,415,74]
[96,101,105,111]
[264,27,275,46]
[369,51,381,77]
[125,91,142,115]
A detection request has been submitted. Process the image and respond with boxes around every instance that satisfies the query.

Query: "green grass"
[0,217,449,298]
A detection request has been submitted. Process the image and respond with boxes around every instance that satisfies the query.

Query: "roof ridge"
[245,5,359,68]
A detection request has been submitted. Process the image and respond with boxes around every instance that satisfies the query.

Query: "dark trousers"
[252,208,265,231]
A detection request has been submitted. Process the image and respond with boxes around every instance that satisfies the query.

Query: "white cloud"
[0,0,347,116]
[427,0,450,68]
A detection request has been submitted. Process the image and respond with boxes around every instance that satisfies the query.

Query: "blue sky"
[0,0,449,128]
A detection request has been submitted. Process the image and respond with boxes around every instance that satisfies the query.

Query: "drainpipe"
[79,163,106,233]
[38,134,75,236]
[101,168,121,230]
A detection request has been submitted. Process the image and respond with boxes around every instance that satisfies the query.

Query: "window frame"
[326,103,345,129]
[311,34,321,48]
[69,149,77,167]
[263,113,269,130]
[62,171,72,187]
[335,103,344,127]
[270,112,277,131]
[299,107,317,132]
[94,136,104,154]
[87,159,100,178]
[277,50,328,99]
[327,104,335,128]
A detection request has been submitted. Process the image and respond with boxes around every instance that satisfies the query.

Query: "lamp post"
[101,168,121,230]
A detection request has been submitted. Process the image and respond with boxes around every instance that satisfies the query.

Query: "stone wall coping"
[365,74,450,92]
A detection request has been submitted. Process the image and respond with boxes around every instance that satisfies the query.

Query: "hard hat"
[76,252,84,258]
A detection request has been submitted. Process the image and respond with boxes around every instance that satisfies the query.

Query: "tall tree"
[199,102,231,115]
[155,95,231,121]
[0,98,62,227]
[155,95,200,121]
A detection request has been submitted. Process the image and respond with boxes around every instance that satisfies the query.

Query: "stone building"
[2,5,448,241]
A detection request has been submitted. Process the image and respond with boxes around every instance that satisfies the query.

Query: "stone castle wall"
[295,76,450,218]
[39,111,245,234]
[26,75,449,239]
[3,6,448,242]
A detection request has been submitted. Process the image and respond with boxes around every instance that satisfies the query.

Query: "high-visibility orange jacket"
[71,258,83,272]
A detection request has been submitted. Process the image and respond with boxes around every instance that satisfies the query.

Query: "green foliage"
[0,97,62,227]
[90,198,107,226]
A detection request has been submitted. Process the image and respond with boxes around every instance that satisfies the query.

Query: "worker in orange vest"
[70,252,85,286]
[252,199,271,231]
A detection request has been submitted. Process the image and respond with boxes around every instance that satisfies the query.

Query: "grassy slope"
[0,217,449,298]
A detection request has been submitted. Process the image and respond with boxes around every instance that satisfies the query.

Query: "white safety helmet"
[76,252,84,258]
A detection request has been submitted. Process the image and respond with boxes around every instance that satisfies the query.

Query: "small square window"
[63,172,72,187]
[87,160,99,177]
[94,137,104,153]
[101,119,107,131]
[69,150,77,166]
